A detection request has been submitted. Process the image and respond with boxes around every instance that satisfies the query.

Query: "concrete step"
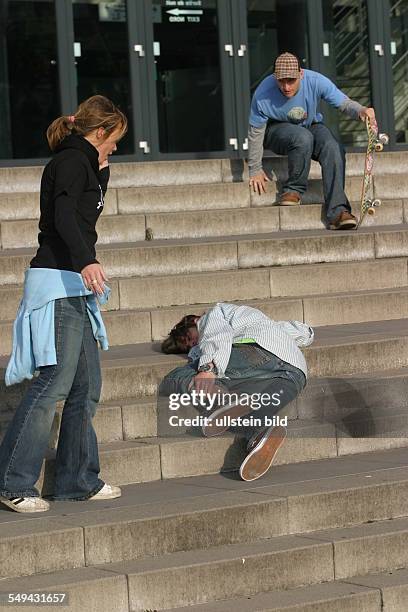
[3,199,405,249]
[143,288,408,344]
[1,257,406,321]
[280,199,405,230]
[0,214,146,249]
[1,224,408,285]
[60,516,408,609]
[2,319,408,406]
[2,367,408,468]
[1,153,408,195]
[118,180,252,214]
[0,188,119,222]
[264,151,408,179]
[168,570,408,611]
[4,402,408,491]
[0,571,384,612]
[0,160,230,193]
[0,182,250,222]
[0,447,407,581]
[115,257,408,310]
[163,581,382,611]
[0,464,408,612]
[0,205,279,249]
[4,288,408,355]
[97,318,408,399]
[2,560,407,612]
[0,568,128,612]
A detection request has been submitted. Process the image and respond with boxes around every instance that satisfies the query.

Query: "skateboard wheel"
[372,199,381,207]
[375,143,383,152]
[367,207,376,215]
[379,133,389,145]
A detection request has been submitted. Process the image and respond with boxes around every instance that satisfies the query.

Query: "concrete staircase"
[0,153,408,610]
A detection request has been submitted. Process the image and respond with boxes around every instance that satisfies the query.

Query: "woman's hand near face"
[81,263,108,295]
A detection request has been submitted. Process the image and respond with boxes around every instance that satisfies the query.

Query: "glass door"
[320,0,372,146]
[0,0,60,160]
[151,0,225,153]
[389,0,408,144]
[246,0,311,96]
[243,0,311,156]
[137,0,241,159]
[71,0,134,154]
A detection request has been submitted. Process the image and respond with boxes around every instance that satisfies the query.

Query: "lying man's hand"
[249,171,270,195]
[193,371,218,394]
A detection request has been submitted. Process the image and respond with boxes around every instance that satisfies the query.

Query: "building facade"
[0,0,407,165]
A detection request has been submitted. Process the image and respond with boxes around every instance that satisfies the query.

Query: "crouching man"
[160,302,313,481]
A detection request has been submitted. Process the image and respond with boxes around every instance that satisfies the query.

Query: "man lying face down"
[160,302,314,482]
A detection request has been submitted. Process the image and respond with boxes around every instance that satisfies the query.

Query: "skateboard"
[357,118,389,228]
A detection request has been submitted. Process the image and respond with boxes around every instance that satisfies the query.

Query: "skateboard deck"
[357,118,389,228]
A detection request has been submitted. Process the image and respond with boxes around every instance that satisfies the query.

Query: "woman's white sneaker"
[1,496,50,513]
[89,483,121,500]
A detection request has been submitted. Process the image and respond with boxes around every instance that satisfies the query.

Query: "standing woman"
[0,95,127,512]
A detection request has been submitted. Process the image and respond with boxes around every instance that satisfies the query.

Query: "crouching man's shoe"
[280,191,301,206]
[329,211,357,230]
[89,483,121,500]
[239,425,287,481]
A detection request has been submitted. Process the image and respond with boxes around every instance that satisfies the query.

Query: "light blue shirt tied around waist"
[5,268,110,387]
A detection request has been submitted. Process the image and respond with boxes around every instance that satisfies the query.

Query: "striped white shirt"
[189,302,313,378]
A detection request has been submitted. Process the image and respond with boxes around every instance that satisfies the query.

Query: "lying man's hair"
[161,314,200,354]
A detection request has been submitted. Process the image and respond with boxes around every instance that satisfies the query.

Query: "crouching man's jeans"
[159,344,306,439]
[264,121,352,223]
[0,297,104,500]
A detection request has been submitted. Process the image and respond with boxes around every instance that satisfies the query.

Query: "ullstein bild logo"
[167,413,288,429]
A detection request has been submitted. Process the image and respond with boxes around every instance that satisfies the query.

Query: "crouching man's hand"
[249,171,270,195]
[359,106,376,123]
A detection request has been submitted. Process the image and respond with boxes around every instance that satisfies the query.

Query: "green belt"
[233,338,256,345]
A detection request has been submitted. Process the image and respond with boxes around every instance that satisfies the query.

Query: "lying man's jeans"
[159,344,306,440]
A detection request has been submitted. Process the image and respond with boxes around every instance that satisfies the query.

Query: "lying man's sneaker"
[1,496,50,513]
[89,483,121,500]
[329,211,357,230]
[202,400,253,437]
[279,192,301,206]
[239,425,287,482]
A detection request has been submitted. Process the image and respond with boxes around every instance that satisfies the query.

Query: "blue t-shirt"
[249,69,347,128]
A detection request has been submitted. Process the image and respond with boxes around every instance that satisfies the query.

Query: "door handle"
[374,44,384,56]
[229,138,238,150]
[238,44,247,57]
[139,141,150,154]
[224,44,234,57]
[134,44,145,57]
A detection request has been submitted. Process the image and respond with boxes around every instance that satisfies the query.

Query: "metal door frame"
[305,0,405,150]
[378,0,408,148]
[129,0,242,161]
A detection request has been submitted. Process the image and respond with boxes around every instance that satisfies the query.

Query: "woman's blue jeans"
[0,297,104,500]
[160,344,306,439]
